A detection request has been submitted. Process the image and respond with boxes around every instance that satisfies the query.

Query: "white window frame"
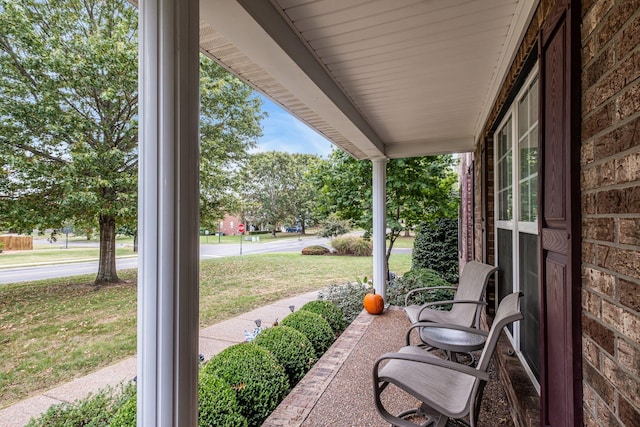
[494,66,540,393]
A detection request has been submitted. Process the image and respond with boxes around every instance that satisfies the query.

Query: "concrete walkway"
[0,291,319,427]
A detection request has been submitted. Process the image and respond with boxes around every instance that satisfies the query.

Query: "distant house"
[217,214,242,235]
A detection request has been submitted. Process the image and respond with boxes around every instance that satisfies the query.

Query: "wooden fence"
[0,235,33,251]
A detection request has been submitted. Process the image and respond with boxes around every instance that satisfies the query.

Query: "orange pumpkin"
[363,291,384,315]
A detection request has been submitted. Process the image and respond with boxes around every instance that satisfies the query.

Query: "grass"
[0,252,412,408]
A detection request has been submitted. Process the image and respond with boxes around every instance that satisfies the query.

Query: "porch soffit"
[199,0,538,160]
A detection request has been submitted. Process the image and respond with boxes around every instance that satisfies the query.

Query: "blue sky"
[254,94,335,158]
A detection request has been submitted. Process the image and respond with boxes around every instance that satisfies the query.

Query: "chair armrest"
[418,299,487,319]
[373,350,490,382]
[404,286,457,306]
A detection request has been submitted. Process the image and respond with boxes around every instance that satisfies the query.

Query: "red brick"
[595,0,640,51]
[619,394,640,427]
[625,185,640,213]
[583,102,615,140]
[599,160,616,186]
[615,81,640,122]
[617,337,640,377]
[594,115,640,159]
[596,188,626,213]
[582,140,596,165]
[602,246,640,280]
[584,357,616,396]
[583,217,615,241]
[582,315,615,355]
[582,0,615,41]
[619,278,640,312]
[582,166,599,190]
[583,45,616,90]
[583,267,616,297]
[617,14,640,60]
[619,218,640,246]
[583,241,597,263]
[616,151,640,184]
[583,288,602,317]
[583,193,597,214]
[595,396,623,427]
[602,354,640,407]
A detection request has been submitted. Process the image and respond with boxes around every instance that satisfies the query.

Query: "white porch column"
[372,158,387,300]
[138,0,200,426]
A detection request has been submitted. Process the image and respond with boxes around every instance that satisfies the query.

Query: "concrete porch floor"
[265,307,515,427]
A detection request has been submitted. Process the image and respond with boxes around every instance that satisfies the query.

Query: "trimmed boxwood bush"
[386,268,454,307]
[300,300,346,335]
[412,218,459,284]
[280,310,334,355]
[198,372,248,427]
[201,343,289,426]
[318,282,367,324]
[253,326,317,386]
[109,374,248,427]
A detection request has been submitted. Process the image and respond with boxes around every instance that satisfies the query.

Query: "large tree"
[315,150,459,271]
[0,0,263,286]
[241,151,320,235]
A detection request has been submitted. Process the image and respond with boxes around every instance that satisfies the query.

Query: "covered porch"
[139,0,545,425]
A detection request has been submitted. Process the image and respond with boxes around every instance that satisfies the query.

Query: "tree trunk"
[95,214,120,286]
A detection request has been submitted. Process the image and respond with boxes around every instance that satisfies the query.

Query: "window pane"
[496,118,512,221]
[518,96,528,138]
[530,78,539,124]
[520,232,540,380]
[497,229,514,334]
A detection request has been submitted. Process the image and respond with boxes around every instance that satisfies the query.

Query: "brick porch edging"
[263,309,375,426]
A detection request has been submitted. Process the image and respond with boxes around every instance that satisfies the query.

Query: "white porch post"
[372,158,387,300]
[138,0,200,426]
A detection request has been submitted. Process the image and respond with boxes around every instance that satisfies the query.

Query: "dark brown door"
[538,1,582,426]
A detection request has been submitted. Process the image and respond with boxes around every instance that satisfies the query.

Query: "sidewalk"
[0,291,319,427]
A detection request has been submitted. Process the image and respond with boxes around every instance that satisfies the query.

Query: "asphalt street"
[0,235,332,284]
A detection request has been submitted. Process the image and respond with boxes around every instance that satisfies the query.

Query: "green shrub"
[26,383,135,427]
[387,268,454,307]
[412,218,459,284]
[253,326,317,386]
[110,389,136,427]
[330,235,372,256]
[301,245,330,255]
[108,375,248,427]
[300,300,346,335]
[280,310,334,355]
[201,343,289,426]
[198,372,248,427]
[318,282,367,324]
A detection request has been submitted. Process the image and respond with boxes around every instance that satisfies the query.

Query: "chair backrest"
[476,292,523,373]
[449,261,498,325]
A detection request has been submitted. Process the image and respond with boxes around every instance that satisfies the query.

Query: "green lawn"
[0,252,411,408]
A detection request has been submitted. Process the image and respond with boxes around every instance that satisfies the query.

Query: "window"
[495,69,540,390]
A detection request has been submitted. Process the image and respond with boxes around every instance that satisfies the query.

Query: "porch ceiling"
[199,0,537,160]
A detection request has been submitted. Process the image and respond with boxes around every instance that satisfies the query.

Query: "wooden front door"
[538,1,582,425]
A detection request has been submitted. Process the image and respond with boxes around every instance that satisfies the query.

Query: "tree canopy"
[240,151,321,235]
[315,150,459,270]
[0,0,263,285]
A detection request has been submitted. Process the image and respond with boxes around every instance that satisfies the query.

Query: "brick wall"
[581,1,640,426]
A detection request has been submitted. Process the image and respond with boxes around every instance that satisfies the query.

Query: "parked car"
[285,226,301,233]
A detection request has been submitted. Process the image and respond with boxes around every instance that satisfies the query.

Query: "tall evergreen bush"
[412,218,459,284]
